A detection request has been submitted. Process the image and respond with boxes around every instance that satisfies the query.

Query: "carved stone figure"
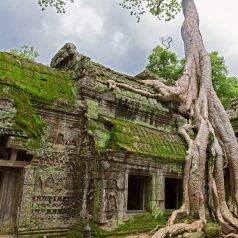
[57,133,64,145]
[45,175,55,193]
[0,98,17,128]
[34,177,43,193]
[107,179,118,219]
[87,178,95,215]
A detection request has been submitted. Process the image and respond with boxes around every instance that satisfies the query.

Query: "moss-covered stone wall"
[49,43,188,229]
[0,44,190,236]
[0,52,75,142]
[0,51,86,236]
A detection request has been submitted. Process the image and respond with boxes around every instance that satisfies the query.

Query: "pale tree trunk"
[107,0,238,236]
[147,0,238,237]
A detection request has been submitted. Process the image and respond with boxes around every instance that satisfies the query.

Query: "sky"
[0,0,238,77]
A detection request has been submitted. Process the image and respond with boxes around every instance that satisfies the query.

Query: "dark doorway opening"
[0,168,23,233]
[127,175,151,211]
[0,136,9,147]
[165,178,182,209]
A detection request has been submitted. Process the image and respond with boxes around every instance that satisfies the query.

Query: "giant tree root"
[151,220,204,238]
[108,0,238,236]
[224,234,238,238]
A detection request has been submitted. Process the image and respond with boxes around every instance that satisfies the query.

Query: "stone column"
[17,165,35,229]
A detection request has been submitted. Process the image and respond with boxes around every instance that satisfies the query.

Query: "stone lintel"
[0,159,28,167]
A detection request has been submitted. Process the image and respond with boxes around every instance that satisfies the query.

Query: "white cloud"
[1,0,238,77]
[111,31,130,55]
[59,4,105,42]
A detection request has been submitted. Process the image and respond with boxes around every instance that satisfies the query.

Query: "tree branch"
[157,0,165,13]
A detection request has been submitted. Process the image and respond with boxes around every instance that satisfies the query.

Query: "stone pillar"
[158,170,165,209]
[124,173,129,212]
[17,165,35,229]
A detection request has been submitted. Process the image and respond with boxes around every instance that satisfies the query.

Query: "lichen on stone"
[0,52,75,149]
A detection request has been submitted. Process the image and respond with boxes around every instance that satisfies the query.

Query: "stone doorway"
[127,174,151,211]
[0,167,23,233]
[165,178,182,209]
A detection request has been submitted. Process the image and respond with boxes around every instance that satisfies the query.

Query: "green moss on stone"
[0,52,75,149]
[87,115,186,162]
[109,118,187,162]
[68,213,171,238]
[86,99,99,120]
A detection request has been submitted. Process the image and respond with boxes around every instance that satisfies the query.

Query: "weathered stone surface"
[0,43,237,237]
[0,44,188,236]
[0,98,17,128]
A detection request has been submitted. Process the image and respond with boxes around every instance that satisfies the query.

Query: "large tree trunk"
[108,0,238,236]
[144,0,238,237]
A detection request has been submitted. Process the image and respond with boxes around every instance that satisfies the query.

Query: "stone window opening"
[16,150,33,162]
[0,147,11,160]
[127,174,151,212]
[165,178,182,210]
[0,136,9,147]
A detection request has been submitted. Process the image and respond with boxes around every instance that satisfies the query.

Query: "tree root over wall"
[109,0,238,237]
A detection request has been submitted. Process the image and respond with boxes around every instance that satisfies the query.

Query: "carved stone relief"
[34,177,43,193]
[31,131,83,226]
[106,179,119,220]
[0,98,17,128]
[56,133,64,145]
[44,175,55,193]
[87,178,95,215]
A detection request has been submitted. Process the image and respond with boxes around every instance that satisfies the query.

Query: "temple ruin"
[0,43,236,237]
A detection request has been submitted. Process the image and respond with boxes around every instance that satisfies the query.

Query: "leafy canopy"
[147,46,238,108]
[36,0,238,108]
[119,0,181,22]
[37,0,181,19]
[38,0,74,13]
[147,45,184,83]
[10,45,39,61]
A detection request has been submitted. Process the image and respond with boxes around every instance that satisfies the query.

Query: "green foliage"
[10,45,39,61]
[0,52,75,146]
[210,52,238,108]
[147,46,184,84]
[146,46,238,108]
[38,0,74,13]
[119,0,181,22]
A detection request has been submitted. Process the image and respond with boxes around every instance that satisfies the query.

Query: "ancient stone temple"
[0,43,223,237]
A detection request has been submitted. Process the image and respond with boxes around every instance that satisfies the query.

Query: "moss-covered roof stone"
[50,43,170,115]
[110,118,186,162]
[0,52,75,140]
[0,52,75,105]
[50,44,186,162]
[90,117,187,162]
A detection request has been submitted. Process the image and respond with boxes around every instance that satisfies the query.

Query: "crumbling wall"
[0,52,86,236]
[50,43,187,228]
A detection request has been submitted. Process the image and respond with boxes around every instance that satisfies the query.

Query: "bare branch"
[157,0,165,12]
